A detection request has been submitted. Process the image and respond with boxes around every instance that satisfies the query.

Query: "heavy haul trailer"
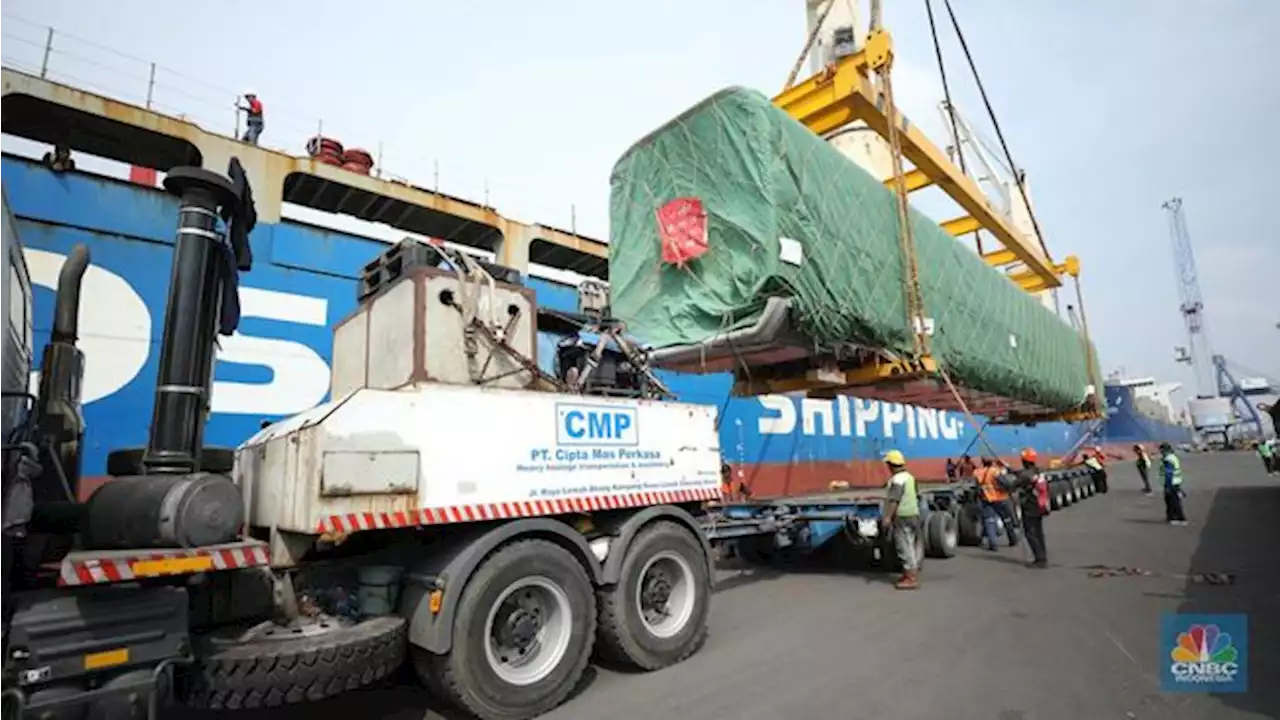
[704,463,1101,566]
[1,167,721,720]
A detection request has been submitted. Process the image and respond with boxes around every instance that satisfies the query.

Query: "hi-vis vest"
[889,470,920,518]
[1164,453,1184,487]
[1084,457,1104,472]
[975,466,1009,503]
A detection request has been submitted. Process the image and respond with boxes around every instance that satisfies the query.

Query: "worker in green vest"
[1255,441,1275,475]
[1160,442,1188,525]
[879,449,922,590]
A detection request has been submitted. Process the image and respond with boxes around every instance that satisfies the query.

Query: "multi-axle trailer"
[704,464,1100,565]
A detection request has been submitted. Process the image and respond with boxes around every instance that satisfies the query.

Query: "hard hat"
[1093,445,1103,454]
[882,449,906,466]
[1020,448,1038,463]
[245,90,256,97]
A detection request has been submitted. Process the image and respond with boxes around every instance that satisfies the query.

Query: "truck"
[3,158,1106,720]
[2,162,731,720]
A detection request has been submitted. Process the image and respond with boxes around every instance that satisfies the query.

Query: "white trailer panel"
[236,383,722,534]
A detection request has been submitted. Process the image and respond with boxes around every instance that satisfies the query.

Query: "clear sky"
[3,0,1278,409]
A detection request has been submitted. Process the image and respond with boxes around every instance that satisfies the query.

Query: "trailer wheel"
[956,504,983,546]
[924,512,957,558]
[417,539,595,720]
[185,615,406,710]
[596,521,710,670]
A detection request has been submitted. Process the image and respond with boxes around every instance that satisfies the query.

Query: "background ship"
[0,29,1193,499]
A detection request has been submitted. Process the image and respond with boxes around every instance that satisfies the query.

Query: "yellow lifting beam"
[772,29,1061,290]
[1008,254,1079,293]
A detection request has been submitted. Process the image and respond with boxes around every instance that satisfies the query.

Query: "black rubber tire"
[924,512,957,558]
[106,446,236,477]
[184,616,406,710]
[596,522,710,670]
[417,539,595,720]
[956,504,984,546]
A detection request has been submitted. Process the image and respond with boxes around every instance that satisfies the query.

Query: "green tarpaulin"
[609,86,1094,412]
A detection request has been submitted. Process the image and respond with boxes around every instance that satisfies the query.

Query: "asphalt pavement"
[192,452,1280,720]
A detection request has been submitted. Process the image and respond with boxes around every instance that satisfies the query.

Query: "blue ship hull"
[3,156,1191,496]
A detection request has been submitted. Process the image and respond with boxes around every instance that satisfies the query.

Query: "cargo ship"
[0,68,1191,499]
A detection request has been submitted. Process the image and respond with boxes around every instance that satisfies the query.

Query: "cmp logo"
[1161,614,1248,693]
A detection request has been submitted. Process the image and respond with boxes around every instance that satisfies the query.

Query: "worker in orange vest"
[974,456,1019,551]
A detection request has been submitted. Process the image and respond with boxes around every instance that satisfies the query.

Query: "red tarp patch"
[655,197,709,266]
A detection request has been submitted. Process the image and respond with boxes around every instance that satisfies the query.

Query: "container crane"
[1164,197,1215,398]
[1164,197,1270,439]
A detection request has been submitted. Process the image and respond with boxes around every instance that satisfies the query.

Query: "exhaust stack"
[34,243,90,500]
[83,164,256,550]
[142,168,244,474]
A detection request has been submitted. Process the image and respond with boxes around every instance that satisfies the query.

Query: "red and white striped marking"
[58,543,270,587]
[317,487,722,534]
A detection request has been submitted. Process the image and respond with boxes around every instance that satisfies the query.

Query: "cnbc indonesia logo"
[1169,623,1240,686]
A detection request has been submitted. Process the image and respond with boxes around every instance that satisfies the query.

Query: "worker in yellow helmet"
[879,449,922,590]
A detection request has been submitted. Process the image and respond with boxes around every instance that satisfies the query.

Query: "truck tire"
[595,521,711,670]
[416,539,595,720]
[924,511,957,558]
[956,504,983,546]
[185,615,406,710]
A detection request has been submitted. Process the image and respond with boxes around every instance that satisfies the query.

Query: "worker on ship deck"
[974,456,1018,551]
[1134,444,1154,495]
[238,91,265,145]
[879,450,922,590]
[1005,448,1049,568]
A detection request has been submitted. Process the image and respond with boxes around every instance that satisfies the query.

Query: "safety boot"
[894,571,919,590]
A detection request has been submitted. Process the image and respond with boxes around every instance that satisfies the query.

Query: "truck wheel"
[956,505,983,546]
[596,522,711,670]
[418,539,595,720]
[924,512,957,558]
[185,615,406,710]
